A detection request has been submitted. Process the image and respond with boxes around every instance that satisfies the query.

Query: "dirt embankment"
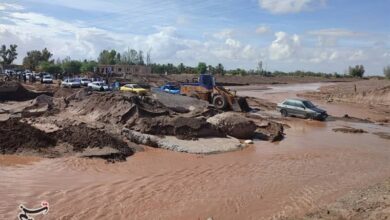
[288,178,390,220]
[0,82,52,102]
[161,74,357,86]
[0,119,134,161]
[300,79,390,107]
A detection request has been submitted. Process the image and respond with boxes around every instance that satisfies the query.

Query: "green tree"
[23,48,53,71]
[348,65,365,78]
[62,60,82,75]
[384,66,390,79]
[39,61,62,74]
[215,63,224,75]
[80,60,98,73]
[178,63,185,73]
[0,44,18,65]
[197,62,207,74]
[98,50,117,65]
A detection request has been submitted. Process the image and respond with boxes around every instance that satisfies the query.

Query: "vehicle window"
[303,101,315,108]
[132,85,141,88]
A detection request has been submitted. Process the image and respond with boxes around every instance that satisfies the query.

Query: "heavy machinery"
[180,74,251,112]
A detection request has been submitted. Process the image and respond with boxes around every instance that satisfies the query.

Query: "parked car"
[42,75,53,84]
[87,81,110,91]
[276,98,328,120]
[61,78,81,88]
[80,78,91,86]
[120,84,148,95]
[160,84,180,94]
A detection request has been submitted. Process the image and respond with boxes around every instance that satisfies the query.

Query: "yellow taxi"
[120,84,148,95]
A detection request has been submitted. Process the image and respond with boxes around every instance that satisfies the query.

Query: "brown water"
[1,83,390,220]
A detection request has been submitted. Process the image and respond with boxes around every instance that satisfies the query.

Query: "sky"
[0,0,389,74]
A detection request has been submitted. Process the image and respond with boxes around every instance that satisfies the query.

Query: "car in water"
[160,84,180,95]
[276,98,328,120]
[42,75,53,84]
[120,84,148,95]
[61,78,81,88]
[87,81,110,91]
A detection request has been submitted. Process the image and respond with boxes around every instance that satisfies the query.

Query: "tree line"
[1,43,390,79]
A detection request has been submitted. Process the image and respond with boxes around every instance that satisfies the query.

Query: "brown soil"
[332,127,368,134]
[0,119,57,154]
[373,132,390,140]
[289,178,390,220]
[0,119,133,161]
[132,116,225,140]
[0,81,52,102]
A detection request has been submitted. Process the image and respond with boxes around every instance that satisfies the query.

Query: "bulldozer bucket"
[230,97,251,112]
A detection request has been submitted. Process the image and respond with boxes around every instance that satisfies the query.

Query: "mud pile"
[0,81,50,102]
[132,116,224,140]
[53,123,134,160]
[207,112,257,139]
[0,118,133,161]
[0,119,57,154]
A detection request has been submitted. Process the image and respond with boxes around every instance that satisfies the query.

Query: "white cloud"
[349,50,366,61]
[256,25,270,34]
[0,3,24,11]
[213,29,235,40]
[225,38,241,48]
[258,0,326,14]
[269,32,300,60]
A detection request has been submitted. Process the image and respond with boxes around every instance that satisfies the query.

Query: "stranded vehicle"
[88,81,110,91]
[61,78,81,88]
[276,98,328,120]
[120,84,148,95]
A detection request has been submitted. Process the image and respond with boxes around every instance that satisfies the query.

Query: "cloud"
[269,32,300,60]
[213,29,235,40]
[0,3,24,11]
[308,28,365,47]
[258,0,326,14]
[256,25,270,34]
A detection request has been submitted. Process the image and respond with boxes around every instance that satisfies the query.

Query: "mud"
[0,119,57,154]
[132,116,224,140]
[0,119,133,161]
[332,127,368,134]
[290,178,390,220]
[207,112,257,139]
[373,132,390,140]
[0,81,52,102]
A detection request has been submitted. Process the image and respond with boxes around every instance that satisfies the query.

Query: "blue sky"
[0,0,389,74]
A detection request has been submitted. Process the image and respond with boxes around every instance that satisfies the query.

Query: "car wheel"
[281,109,288,117]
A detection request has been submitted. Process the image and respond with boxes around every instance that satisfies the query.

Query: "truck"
[180,74,251,112]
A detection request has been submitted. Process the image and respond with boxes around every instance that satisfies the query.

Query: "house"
[96,64,151,77]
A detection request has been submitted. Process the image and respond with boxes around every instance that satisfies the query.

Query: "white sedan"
[87,81,110,91]
[61,79,81,88]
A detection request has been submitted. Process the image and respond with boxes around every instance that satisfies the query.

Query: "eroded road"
[1,83,389,220]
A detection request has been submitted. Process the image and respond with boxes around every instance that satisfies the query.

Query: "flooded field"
[1,83,389,220]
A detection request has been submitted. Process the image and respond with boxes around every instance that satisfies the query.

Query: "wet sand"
[1,82,390,220]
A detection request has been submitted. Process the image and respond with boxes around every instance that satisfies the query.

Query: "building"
[96,64,151,77]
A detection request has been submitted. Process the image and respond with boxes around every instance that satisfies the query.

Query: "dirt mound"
[207,112,257,139]
[0,119,57,154]
[332,127,367,134]
[132,116,224,140]
[53,123,134,159]
[0,81,51,102]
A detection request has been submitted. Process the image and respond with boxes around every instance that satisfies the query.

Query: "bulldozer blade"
[237,97,251,112]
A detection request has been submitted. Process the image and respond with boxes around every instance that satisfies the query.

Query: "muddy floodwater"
[1,83,390,220]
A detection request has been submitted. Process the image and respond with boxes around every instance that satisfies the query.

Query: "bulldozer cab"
[198,74,215,90]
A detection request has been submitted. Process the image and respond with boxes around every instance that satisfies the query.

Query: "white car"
[80,78,91,86]
[62,79,81,88]
[42,75,53,84]
[87,81,110,91]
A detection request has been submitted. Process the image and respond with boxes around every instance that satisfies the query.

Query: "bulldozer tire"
[213,95,227,110]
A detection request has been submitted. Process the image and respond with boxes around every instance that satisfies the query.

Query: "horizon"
[1,0,389,75]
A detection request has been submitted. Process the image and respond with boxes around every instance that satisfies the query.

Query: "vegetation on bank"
[1,43,389,79]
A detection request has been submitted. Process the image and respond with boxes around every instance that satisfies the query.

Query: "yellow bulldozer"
[180,74,251,112]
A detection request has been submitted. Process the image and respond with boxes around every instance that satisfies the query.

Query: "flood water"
[1,83,390,220]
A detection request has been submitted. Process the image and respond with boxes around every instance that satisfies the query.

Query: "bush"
[348,65,365,78]
[384,66,390,79]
